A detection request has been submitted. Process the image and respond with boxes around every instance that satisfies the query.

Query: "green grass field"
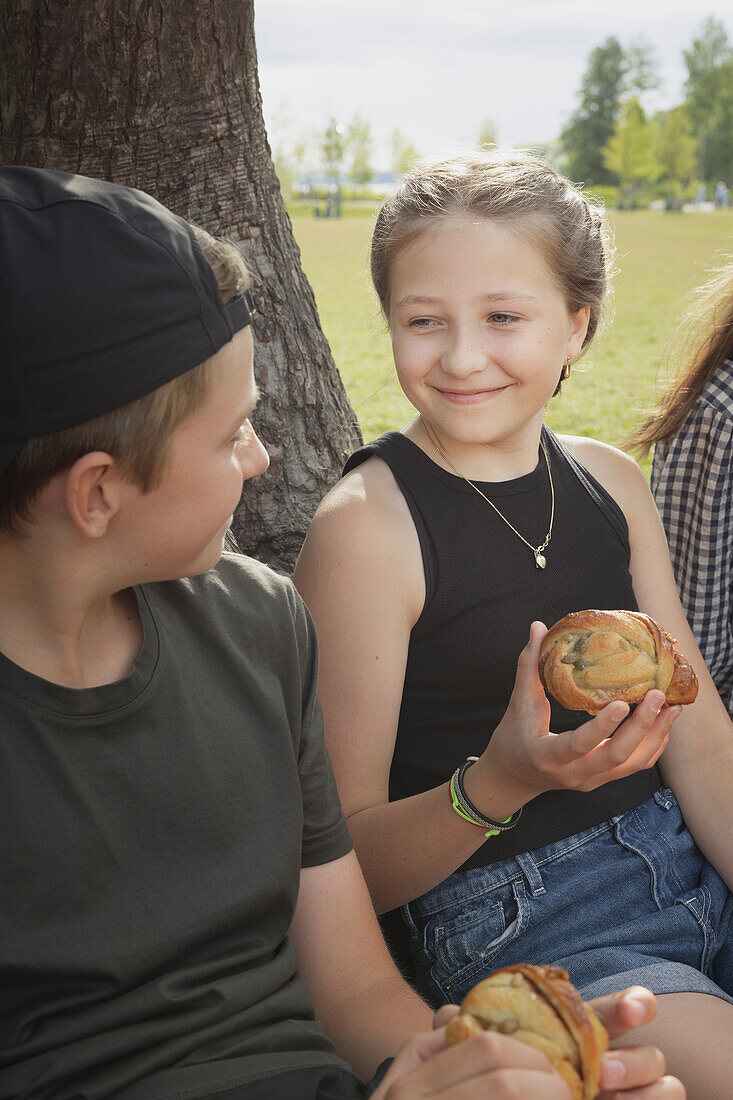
[290,209,733,462]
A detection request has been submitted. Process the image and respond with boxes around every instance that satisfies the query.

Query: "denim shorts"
[403,789,733,1007]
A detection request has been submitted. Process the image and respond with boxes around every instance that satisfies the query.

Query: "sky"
[255,1,732,173]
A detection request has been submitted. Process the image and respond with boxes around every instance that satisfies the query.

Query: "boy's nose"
[242,429,270,480]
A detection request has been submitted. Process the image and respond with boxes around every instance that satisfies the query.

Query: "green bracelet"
[450,773,502,838]
[449,759,522,838]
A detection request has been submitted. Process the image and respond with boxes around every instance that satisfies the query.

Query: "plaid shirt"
[651,359,733,714]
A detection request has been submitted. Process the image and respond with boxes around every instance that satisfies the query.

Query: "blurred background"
[254,2,733,453]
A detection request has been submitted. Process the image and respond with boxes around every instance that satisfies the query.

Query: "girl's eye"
[490,313,517,326]
[408,317,437,329]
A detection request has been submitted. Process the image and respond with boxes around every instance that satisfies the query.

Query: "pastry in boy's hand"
[538,609,699,714]
[445,963,609,1100]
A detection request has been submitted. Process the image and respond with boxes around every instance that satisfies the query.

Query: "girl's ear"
[567,305,591,358]
[63,452,123,538]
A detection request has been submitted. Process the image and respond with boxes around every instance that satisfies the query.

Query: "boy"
[0,168,681,1100]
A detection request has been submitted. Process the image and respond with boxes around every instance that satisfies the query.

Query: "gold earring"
[561,356,571,381]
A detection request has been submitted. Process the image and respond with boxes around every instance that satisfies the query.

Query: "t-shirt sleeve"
[651,400,733,713]
[288,587,354,869]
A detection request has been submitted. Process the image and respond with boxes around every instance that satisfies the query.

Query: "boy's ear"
[64,452,124,538]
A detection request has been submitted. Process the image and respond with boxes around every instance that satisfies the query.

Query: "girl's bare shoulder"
[307,454,419,552]
[295,454,425,617]
[556,433,642,490]
[560,433,648,508]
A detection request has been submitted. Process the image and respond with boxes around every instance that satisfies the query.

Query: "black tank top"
[343,426,661,870]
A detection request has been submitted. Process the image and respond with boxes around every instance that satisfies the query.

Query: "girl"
[630,261,733,716]
[293,153,733,1096]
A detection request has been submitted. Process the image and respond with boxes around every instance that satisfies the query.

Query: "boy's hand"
[372,1022,575,1098]
[472,622,679,809]
[586,986,684,1098]
[372,987,684,1099]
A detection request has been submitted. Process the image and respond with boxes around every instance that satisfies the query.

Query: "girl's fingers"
[559,702,631,761]
[583,703,675,780]
[645,732,671,768]
[556,693,673,785]
[513,621,549,691]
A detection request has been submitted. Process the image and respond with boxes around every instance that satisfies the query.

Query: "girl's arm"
[293,458,495,913]
[295,456,675,915]
[565,435,733,890]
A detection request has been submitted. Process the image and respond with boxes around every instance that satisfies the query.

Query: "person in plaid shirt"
[630,261,733,712]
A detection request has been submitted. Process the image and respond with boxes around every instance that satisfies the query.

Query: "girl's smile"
[434,385,511,404]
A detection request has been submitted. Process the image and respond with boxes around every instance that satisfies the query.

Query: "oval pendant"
[534,551,546,569]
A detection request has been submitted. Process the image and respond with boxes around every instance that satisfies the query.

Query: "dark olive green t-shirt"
[0,554,354,1100]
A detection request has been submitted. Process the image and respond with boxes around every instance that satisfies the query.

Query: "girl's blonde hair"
[627,259,733,456]
[371,151,613,354]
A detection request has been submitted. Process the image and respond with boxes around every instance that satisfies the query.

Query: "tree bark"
[0,0,361,572]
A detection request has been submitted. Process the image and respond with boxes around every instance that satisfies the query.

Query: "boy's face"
[123,326,268,580]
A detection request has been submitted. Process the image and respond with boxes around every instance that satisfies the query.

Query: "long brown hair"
[628,259,733,457]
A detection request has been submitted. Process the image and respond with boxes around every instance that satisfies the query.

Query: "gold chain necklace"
[420,418,555,569]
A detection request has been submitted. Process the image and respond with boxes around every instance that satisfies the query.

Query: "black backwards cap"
[0,167,251,475]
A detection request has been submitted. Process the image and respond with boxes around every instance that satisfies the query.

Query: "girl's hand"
[373,987,684,1099]
[470,622,680,809]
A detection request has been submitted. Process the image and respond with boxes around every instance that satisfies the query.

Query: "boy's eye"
[490,312,517,325]
[408,317,437,329]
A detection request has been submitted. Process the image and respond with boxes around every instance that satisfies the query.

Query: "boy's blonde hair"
[371,151,613,352]
[0,227,251,533]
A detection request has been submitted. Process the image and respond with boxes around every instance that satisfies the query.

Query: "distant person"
[294,151,733,1095]
[0,167,682,1100]
[696,183,707,207]
[715,181,729,209]
[630,260,733,715]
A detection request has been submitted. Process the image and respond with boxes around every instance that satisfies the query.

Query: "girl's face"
[388,215,590,454]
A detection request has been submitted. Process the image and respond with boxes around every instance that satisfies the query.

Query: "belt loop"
[653,788,674,811]
[516,852,546,896]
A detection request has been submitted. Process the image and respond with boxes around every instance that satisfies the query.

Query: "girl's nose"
[440,327,487,377]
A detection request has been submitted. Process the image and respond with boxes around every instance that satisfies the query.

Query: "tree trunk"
[0,0,361,573]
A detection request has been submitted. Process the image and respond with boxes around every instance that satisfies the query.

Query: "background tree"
[602,96,658,208]
[0,0,361,573]
[560,37,627,186]
[624,37,663,98]
[346,113,374,186]
[268,104,310,202]
[321,117,346,186]
[684,17,733,182]
[391,128,420,178]
[653,105,698,209]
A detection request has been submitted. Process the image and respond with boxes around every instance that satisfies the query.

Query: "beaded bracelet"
[450,756,523,838]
